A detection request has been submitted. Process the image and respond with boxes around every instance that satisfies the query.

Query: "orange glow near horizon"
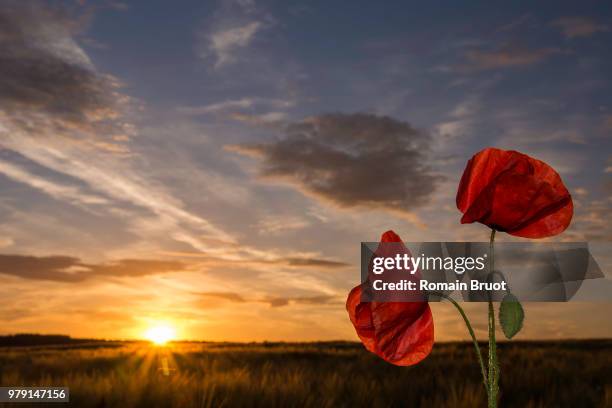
[143,324,176,345]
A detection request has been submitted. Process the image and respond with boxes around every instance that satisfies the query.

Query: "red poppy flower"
[346,230,434,366]
[456,147,573,238]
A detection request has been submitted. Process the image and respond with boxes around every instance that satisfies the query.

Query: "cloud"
[602,114,612,133]
[497,13,534,33]
[228,113,441,217]
[435,121,470,138]
[178,98,256,115]
[283,258,348,268]
[573,187,588,196]
[434,95,481,139]
[572,200,612,241]
[194,0,307,106]
[205,21,263,68]
[178,97,292,129]
[162,251,349,270]
[192,291,339,308]
[0,141,237,252]
[0,237,14,249]
[264,295,339,308]
[497,128,587,146]
[84,259,187,278]
[177,97,293,116]
[0,27,242,262]
[0,159,109,206]
[463,45,564,70]
[197,291,246,303]
[551,17,609,39]
[0,1,130,147]
[0,254,186,283]
[256,215,309,235]
[228,112,289,126]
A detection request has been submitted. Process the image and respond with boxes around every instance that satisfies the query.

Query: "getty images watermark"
[360,242,611,302]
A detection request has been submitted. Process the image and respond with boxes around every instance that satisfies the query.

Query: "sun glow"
[144,325,176,345]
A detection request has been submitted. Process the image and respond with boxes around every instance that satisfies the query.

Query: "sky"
[0,0,611,342]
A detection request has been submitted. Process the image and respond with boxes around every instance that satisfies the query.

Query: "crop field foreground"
[0,340,610,407]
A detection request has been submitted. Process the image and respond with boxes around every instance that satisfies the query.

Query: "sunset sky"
[0,0,611,342]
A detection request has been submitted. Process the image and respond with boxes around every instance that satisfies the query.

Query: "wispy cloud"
[194,0,305,101]
[193,291,340,308]
[463,45,565,70]
[228,112,289,126]
[434,95,481,139]
[551,16,609,39]
[208,21,263,68]
[255,215,309,235]
[0,238,13,249]
[496,13,535,33]
[602,114,612,133]
[572,199,612,241]
[160,251,349,270]
[177,97,293,116]
[0,139,236,252]
[196,0,272,69]
[497,128,586,146]
[0,159,108,206]
[264,295,340,308]
[0,2,237,255]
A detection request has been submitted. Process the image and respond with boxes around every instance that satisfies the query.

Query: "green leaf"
[499,293,524,339]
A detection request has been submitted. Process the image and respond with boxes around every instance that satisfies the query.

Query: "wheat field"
[0,340,610,407]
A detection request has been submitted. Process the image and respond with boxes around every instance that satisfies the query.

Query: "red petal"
[346,230,434,366]
[346,285,377,353]
[370,301,433,365]
[381,230,403,243]
[456,147,573,238]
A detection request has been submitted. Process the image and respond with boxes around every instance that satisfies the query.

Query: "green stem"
[488,229,499,408]
[435,292,489,398]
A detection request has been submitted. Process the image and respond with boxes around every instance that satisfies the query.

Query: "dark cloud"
[229,113,441,216]
[0,254,185,282]
[0,1,129,143]
[551,17,609,39]
[0,255,82,282]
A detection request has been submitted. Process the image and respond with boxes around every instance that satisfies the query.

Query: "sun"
[144,324,176,345]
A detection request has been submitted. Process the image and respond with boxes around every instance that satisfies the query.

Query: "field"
[0,339,610,407]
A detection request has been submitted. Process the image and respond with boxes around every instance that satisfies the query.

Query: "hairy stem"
[488,229,498,408]
[434,292,489,398]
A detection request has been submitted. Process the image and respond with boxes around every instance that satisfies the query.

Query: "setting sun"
[144,325,176,345]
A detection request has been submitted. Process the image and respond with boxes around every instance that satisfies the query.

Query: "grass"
[0,340,610,407]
